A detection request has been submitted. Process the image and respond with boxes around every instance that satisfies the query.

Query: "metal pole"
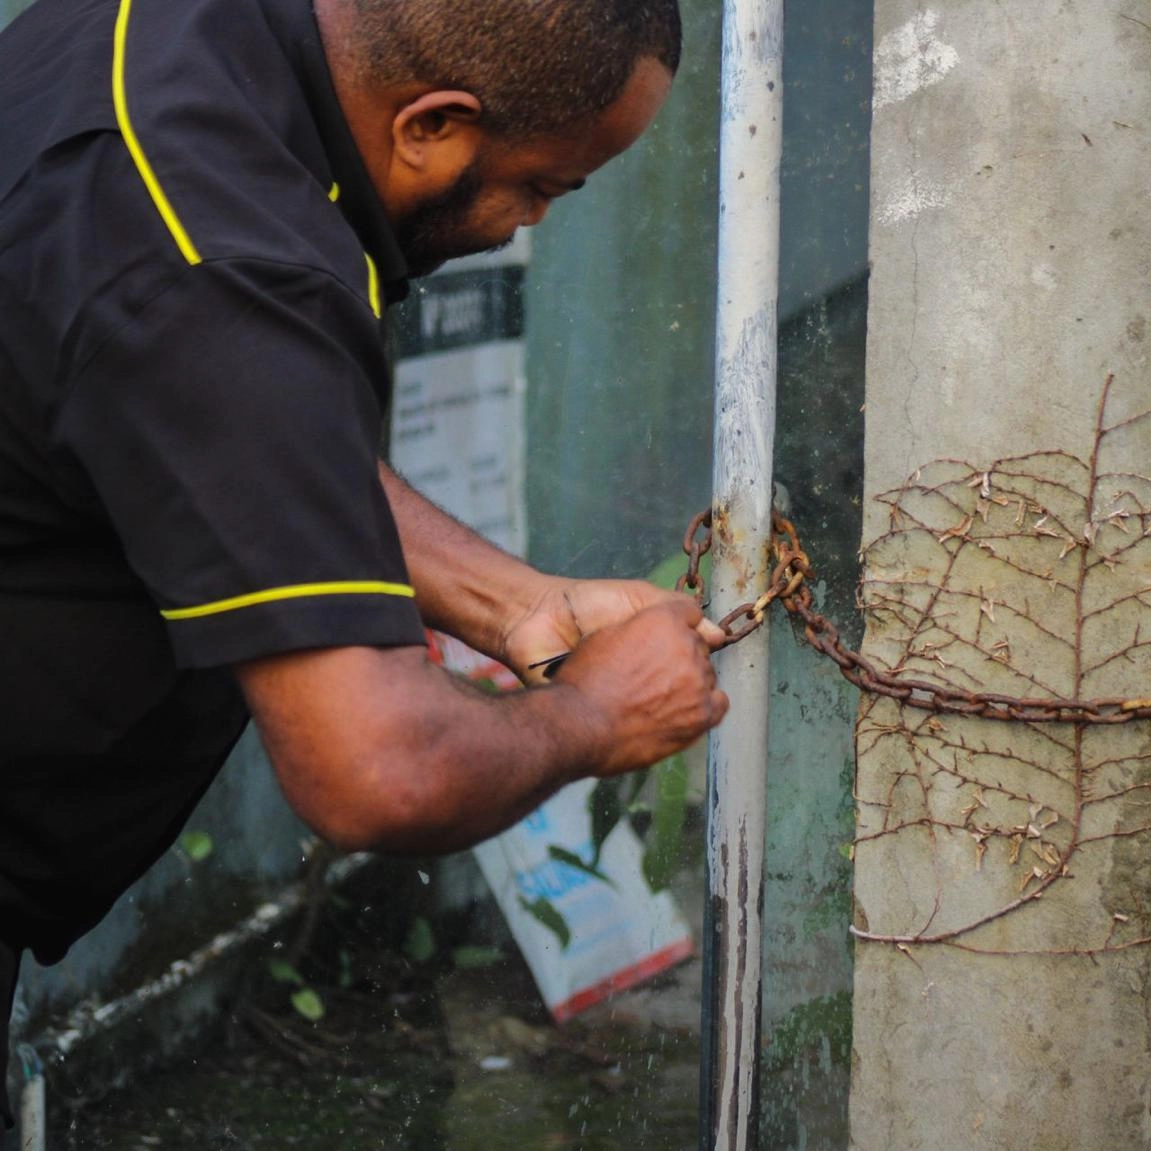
[700,1,783,1149]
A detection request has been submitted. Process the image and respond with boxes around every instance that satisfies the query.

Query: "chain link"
[688,507,1151,725]
[676,509,713,602]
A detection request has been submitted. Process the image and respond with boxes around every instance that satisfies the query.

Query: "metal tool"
[526,652,569,679]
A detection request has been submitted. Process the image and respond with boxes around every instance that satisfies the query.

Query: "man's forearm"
[244,645,595,854]
[379,462,556,663]
[240,601,725,856]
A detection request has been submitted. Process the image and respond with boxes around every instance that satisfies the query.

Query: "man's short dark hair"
[351,0,682,137]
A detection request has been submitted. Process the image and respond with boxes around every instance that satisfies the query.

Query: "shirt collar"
[261,0,410,304]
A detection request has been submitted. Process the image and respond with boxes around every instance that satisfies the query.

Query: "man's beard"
[394,163,516,278]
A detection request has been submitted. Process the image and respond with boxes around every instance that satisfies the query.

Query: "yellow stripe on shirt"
[112,0,202,265]
[160,580,416,621]
[364,252,381,318]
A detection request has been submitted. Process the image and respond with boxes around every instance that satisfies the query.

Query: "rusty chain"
[682,508,1151,725]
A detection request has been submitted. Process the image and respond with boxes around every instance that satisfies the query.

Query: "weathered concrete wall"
[853,2,1151,1148]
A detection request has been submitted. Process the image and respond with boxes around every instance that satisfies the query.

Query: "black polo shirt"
[0,0,427,1109]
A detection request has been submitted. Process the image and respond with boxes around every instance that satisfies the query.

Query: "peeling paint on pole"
[701,2,783,1149]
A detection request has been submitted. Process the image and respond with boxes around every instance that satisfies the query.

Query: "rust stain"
[712,502,734,544]
[711,500,773,598]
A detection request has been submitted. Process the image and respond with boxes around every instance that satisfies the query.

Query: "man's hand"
[239,618,726,854]
[378,463,725,680]
[501,576,727,685]
[239,591,727,854]
[546,597,729,776]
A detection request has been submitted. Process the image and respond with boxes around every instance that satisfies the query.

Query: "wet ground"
[47,880,704,1151]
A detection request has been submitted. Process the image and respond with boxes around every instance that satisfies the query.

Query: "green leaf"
[588,778,624,867]
[641,753,689,893]
[628,771,649,805]
[178,830,214,863]
[547,845,615,888]
[646,549,711,594]
[337,948,353,990]
[451,946,503,970]
[403,916,436,964]
[517,896,571,950]
[267,959,305,986]
[290,988,325,1022]
[470,677,503,695]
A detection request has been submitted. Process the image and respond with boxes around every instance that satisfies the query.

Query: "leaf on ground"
[290,988,325,1023]
[268,959,305,986]
[178,830,214,863]
[451,946,504,970]
[403,916,436,964]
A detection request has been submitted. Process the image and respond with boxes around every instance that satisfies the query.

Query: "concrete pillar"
[853,2,1151,1148]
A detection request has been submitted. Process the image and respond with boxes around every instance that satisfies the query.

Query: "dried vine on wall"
[853,376,1151,955]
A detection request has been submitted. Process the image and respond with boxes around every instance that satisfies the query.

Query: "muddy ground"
[46,872,703,1151]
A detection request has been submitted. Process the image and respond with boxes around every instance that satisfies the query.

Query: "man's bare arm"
[378,462,723,678]
[378,462,560,659]
[237,598,727,855]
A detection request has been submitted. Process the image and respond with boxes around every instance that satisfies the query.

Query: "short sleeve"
[58,257,427,667]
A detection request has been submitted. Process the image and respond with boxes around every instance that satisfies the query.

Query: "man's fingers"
[695,617,727,649]
[651,595,726,650]
[658,593,704,627]
[709,688,730,726]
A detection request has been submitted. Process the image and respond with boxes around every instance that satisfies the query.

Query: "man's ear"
[393,90,484,175]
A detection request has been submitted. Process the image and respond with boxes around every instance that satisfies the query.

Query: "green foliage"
[587,758,690,892]
[451,946,504,970]
[547,845,615,887]
[290,988,325,1023]
[645,549,711,595]
[267,959,305,986]
[588,779,625,868]
[525,548,710,950]
[267,958,326,1022]
[642,753,689,893]
[403,916,437,964]
[337,948,353,990]
[177,830,214,863]
[517,896,571,950]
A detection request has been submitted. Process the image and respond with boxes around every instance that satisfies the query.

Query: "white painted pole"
[16,1045,44,1151]
[700,1,783,1148]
